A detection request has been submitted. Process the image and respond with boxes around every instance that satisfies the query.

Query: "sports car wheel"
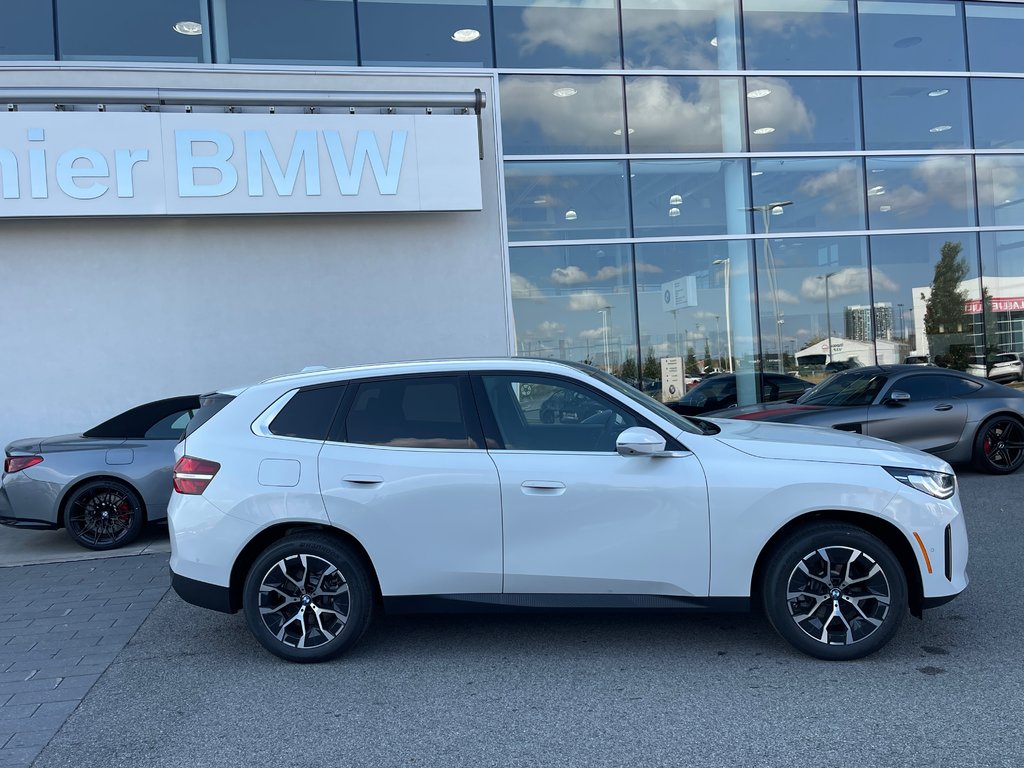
[972,415,1024,474]
[243,534,374,663]
[762,524,907,661]
[64,480,145,551]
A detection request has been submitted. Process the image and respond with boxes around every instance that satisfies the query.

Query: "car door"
[473,373,710,597]
[317,374,502,596]
[866,373,971,452]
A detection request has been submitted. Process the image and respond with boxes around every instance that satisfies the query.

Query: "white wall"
[0,67,508,446]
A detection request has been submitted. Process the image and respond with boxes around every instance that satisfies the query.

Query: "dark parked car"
[711,365,1024,474]
[0,395,200,550]
[539,388,603,424]
[666,372,814,416]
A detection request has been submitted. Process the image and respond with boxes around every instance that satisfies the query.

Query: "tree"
[619,355,638,384]
[983,286,1000,357]
[643,347,660,381]
[924,241,972,370]
[685,346,699,375]
[703,338,712,370]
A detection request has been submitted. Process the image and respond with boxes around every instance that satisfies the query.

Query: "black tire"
[761,524,907,661]
[243,534,374,663]
[63,479,145,551]
[972,415,1024,474]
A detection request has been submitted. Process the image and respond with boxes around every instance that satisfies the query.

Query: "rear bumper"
[169,568,236,614]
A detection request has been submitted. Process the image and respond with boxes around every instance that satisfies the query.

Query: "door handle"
[521,481,566,495]
[934,403,953,412]
[343,475,384,486]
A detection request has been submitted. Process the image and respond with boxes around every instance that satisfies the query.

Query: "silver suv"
[967,353,1024,383]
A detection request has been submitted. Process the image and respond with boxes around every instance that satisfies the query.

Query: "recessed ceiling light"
[928,88,950,97]
[451,28,481,43]
[1003,199,1013,204]
[564,210,578,221]
[747,88,772,99]
[669,194,683,205]
[894,36,923,48]
[752,126,776,135]
[533,198,548,205]
[710,36,718,47]
[173,20,202,35]
[868,185,886,196]
[668,207,681,217]
[871,168,885,173]
[612,128,636,136]
[929,124,952,133]
[552,87,578,98]
[879,205,892,212]
[751,170,764,177]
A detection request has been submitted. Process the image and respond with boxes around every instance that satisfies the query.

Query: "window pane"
[0,6,54,60]
[270,386,346,441]
[858,0,966,71]
[621,0,740,70]
[144,410,194,440]
[635,241,759,402]
[871,233,983,370]
[494,0,621,69]
[977,156,1024,227]
[626,77,743,154]
[980,231,1024,356]
[359,0,492,66]
[861,77,970,150]
[972,79,1024,149]
[500,76,625,155]
[344,378,476,449]
[750,158,866,234]
[865,156,975,229]
[58,0,207,62]
[743,0,856,70]
[894,374,948,400]
[966,2,1024,73]
[505,161,630,242]
[479,376,638,452]
[756,236,876,376]
[509,244,638,376]
[630,160,750,238]
[746,77,861,152]
[221,0,356,64]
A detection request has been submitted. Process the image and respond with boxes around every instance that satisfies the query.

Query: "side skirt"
[383,594,750,615]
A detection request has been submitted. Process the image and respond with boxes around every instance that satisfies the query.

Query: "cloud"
[580,327,607,339]
[568,291,613,311]
[911,156,974,209]
[515,1,621,66]
[549,262,662,285]
[551,266,591,285]
[746,77,814,146]
[799,267,897,301]
[511,274,542,299]
[797,161,864,214]
[776,288,801,305]
[976,157,1024,207]
[536,321,565,336]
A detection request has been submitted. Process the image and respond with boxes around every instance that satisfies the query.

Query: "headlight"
[884,467,956,499]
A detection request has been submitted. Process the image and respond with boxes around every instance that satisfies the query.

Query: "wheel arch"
[750,510,925,619]
[57,474,149,528]
[227,523,382,614]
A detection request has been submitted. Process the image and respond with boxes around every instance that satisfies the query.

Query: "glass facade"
[6,0,1024,406]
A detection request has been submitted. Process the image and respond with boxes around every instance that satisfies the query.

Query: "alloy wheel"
[66,486,139,549]
[785,546,891,647]
[981,418,1024,472]
[257,553,351,650]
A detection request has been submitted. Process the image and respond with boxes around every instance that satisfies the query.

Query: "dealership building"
[2,0,1024,443]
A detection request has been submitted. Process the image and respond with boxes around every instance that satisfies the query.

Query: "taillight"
[173,456,221,495]
[4,455,43,474]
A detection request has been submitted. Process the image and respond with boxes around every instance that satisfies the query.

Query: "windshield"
[796,371,888,407]
[564,362,703,435]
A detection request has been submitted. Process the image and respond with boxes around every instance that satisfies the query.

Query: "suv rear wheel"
[761,524,907,660]
[242,534,374,663]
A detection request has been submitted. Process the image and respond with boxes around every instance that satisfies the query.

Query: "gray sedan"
[711,365,1024,474]
[0,395,199,550]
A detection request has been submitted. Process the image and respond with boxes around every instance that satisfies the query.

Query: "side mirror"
[887,390,911,406]
[616,427,666,457]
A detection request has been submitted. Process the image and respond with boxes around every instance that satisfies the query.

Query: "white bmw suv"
[168,359,968,663]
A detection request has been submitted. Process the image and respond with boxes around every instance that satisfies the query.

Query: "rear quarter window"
[183,393,236,440]
[269,385,347,440]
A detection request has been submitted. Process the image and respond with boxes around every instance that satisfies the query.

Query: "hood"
[706,418,952,473]
[707,402,825,420]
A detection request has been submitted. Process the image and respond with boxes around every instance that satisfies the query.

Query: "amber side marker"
[913,532,933,574]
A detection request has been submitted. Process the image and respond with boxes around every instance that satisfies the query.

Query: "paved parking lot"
[2,469,1022,768]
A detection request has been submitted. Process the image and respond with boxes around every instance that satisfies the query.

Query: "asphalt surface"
[5,469,1022,767]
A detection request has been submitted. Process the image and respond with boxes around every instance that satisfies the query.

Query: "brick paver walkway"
[0,555,168,767]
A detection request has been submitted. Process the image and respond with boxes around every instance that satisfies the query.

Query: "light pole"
[744,201,792,373]
[713,314,721,370]
[712,258,733,372]
[598,305,612,373]
[897,302,906,339]
[817,271,838,365]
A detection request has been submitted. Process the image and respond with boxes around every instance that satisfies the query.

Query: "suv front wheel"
[242,534,374,663]
[761,524,907,661]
